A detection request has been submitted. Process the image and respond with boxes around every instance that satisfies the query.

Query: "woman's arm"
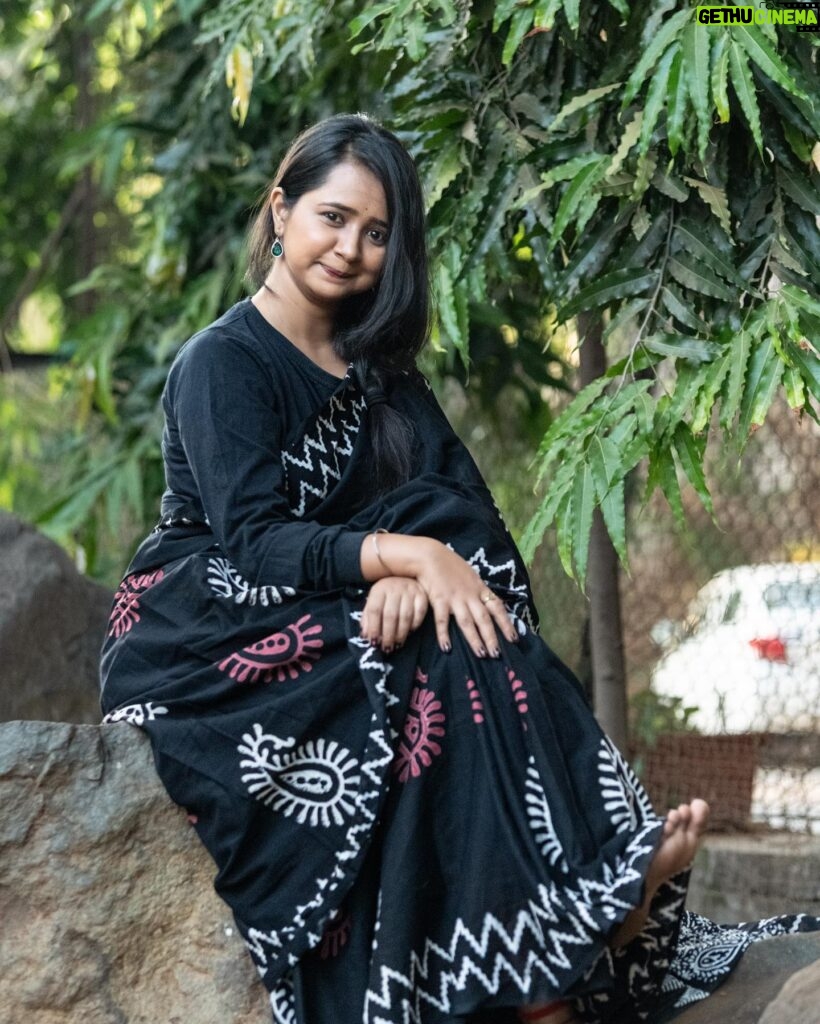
[360,531,519,657]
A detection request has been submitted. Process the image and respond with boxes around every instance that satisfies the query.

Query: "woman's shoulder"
[166,301,279,394]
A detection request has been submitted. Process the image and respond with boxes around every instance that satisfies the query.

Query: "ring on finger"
[480,590,497,605]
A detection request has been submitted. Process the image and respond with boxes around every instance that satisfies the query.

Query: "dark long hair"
[246,113,430,494]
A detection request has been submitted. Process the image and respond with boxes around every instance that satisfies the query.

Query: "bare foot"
[609,798,710,948]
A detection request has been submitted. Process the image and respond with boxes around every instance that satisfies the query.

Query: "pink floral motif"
[108,569,165,638]
[217,614,324,684]
[319,909,352,959]
[392,685,446,783]
[507,667,529,730]
[466,678,485,724]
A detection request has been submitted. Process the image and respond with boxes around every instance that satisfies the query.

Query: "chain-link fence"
[451,383,819,835]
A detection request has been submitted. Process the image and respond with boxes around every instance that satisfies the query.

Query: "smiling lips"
[320,264,352,279]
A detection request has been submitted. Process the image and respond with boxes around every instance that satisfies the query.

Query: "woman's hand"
[360,577,429,653]
[415,541,519,658]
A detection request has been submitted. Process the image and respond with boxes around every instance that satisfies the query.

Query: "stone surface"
[0,720,270,1024]
[0,512,113,723]
[759,956,820,1024]
[1,719,818,1024]
[674,931,820,1024]
[686,832,820,923]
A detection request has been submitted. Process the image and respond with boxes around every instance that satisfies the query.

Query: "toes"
[690,798,710,833]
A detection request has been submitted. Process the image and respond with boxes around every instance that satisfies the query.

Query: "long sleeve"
[162,329,369,591]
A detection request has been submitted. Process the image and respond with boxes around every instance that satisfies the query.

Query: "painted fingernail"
[441,642,451,653]
[478,646,487,658]
[384,646,393,654]
[491,647,500,658]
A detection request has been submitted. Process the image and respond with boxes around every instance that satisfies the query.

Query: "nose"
[334,226,362,263]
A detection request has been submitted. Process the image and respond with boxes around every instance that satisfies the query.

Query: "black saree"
[100,354,819,1024]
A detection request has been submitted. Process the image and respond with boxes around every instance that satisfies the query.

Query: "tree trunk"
[577,312,629,751]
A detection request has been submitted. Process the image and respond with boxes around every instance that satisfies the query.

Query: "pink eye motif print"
[218,614,324,684]
[108,569,165,638]
[392,673,446,783]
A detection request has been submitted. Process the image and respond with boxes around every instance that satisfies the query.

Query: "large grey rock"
[1,720,818,1024]
[0,512,113,723]
[0,720,269,1024]
[675,931,820,1024]
[759,956,820,1024]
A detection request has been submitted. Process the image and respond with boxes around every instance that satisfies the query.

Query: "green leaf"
[781,285,820,320]
[571,463,595,588]
[661,285,706,333]
[436,262,466,355]
[549,156,609,245]
[425,144,464,211]
[588,435,621,500]
[639,45,678,157]
[534,376,610,459]
[651,168,689,203]
[711,33,730,123]
[519,459,576,563]
[643,333,722,364]
[555,487,575,579]
[691,347,732,433]
[599,477,628,569]
[668,254,736,301]
[646,445,684,529]
[735,22,808,102]
[623,7,691,106]
[349,2,396,40]
[607,112,642,177]
[602,297,650,344]
[783,364,806,410]
[738,334,784,438]
[668,362,712,429]
[682,19,711,161]
[666,47,688,157]
[720,328,753,430]
[551,83,621,134]
[675,222,746,288]
[563,0,581,32]
[502,7,535,65]
[729,42,763,154]
[673,424,716,522]
[785,340,820,405]
[777,166,820,218]
[558,267,658,320]
[682,178,733,238]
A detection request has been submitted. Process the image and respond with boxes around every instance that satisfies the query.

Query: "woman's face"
[271,160,389,306]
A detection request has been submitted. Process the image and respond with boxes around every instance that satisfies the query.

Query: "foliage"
[0,0,818,586]
[629,688,700,749]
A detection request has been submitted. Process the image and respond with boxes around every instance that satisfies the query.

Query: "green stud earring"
[270,236,283,258]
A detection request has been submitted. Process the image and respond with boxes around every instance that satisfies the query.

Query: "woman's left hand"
[360,577,429,653]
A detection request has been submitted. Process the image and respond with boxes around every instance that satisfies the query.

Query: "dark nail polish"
[478,646,487,658]
[441,642,451,653]
[491,647,500,658]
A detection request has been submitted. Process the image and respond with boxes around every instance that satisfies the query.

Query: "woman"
[100,114,817,1024]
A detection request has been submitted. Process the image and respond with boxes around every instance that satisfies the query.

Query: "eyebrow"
[318,202,389,231]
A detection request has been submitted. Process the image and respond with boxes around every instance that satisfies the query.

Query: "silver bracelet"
[371,528,395,574]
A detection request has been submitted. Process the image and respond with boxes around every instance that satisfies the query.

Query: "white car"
[650,563,820,734]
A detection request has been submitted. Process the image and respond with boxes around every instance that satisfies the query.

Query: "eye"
[322,211,341,223]
[369,229,388,246]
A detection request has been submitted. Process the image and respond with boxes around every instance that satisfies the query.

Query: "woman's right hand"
[414,540,519,658]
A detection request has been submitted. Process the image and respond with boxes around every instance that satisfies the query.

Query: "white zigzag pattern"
[464,546,536,634]
[282,390,366,517]
[363,822,661,1023]
[243,613,396,977]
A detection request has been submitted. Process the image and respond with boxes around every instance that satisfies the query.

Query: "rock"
[0,512,113,723]
[759,957,820,1024]
[674,931,820,1023]
[0,720,270,1024]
